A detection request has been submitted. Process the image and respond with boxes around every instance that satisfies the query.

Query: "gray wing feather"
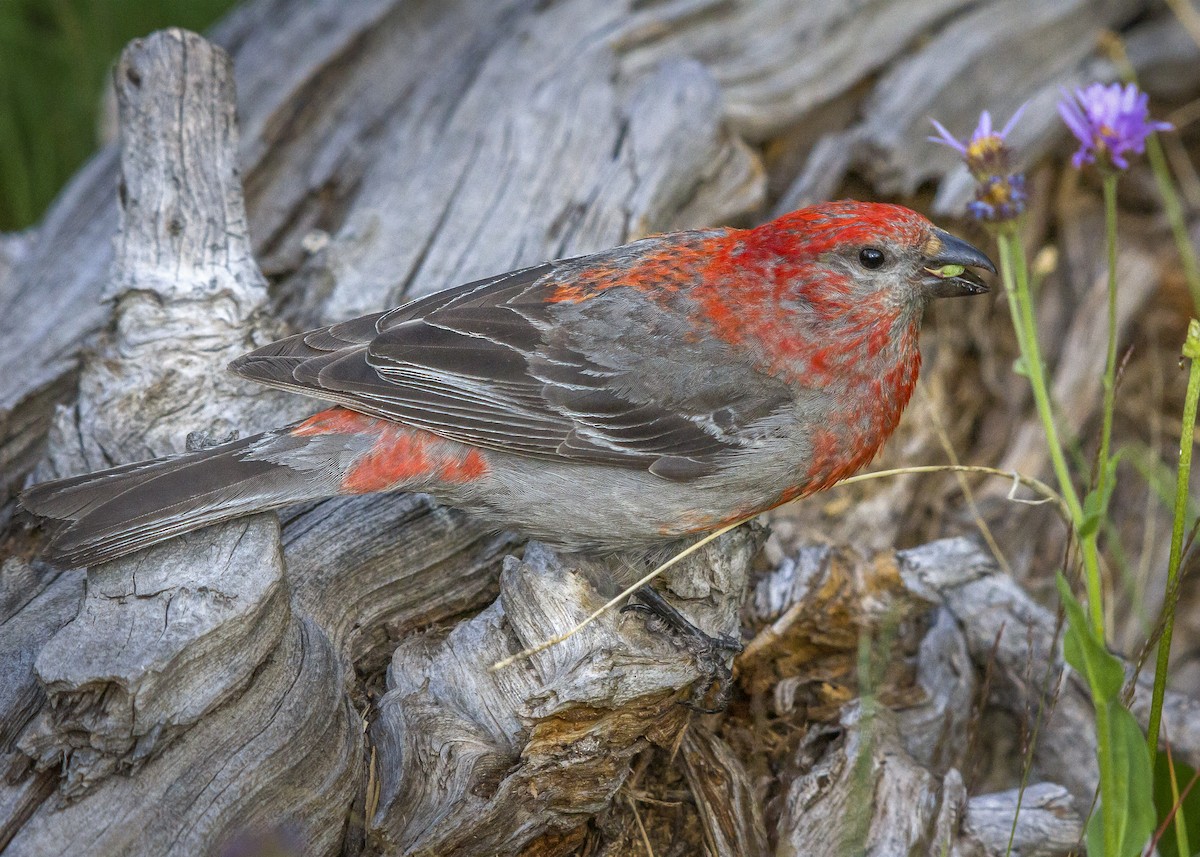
[230,251,789,481]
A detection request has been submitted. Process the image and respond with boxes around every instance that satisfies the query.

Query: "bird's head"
[697,200,994,382]
[760,200,994,324]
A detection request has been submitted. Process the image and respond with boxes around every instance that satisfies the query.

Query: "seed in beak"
[924,263,966,279]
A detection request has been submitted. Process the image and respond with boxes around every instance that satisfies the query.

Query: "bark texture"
[1,1,1199,855]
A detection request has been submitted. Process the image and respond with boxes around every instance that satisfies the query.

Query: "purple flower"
[1058,82,1172,170]
[930,105,1025,180]
[930,106,1028,223]
[968,174,1028,223]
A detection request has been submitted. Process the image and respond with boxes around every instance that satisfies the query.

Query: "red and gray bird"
[22,200,992,568]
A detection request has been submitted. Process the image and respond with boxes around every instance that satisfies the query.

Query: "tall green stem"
[996,230,1083,519]
[997,227,1117,855]
[1096,173,1120,534]
[1093,702,1119,857]
[1147,319,1200,767]
[997,231,1108,629]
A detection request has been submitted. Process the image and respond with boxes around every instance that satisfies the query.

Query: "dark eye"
[859,247,886,270]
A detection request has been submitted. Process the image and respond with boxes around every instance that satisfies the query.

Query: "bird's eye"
[859,247,886,270]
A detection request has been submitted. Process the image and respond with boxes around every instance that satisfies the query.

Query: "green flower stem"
[997,227,1119,856]
[1093,700,1119,857]
[1096,173,1120,534]
[998,230,1106,631]
[1147,319,1200,767]
[1032,229,1105,633]
[1146,131,1200,314]
[995,230,1087,523]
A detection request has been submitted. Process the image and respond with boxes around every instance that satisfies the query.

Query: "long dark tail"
[20,428,337,568]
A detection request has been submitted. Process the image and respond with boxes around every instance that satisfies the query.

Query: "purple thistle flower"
[929,105,1028,223]
[1058,82,1172,171]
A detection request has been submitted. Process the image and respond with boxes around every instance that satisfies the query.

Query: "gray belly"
[437,446,800,551]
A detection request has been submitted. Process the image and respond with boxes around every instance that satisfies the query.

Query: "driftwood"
[2,1,1199,855]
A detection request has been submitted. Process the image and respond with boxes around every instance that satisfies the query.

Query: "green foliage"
[0,0,238,231]
[1058,574,1157,857]
[1154,754,1200,857]
[957,83,1189,857]
[1079,456,1120,539]
[1092,706,1158,857]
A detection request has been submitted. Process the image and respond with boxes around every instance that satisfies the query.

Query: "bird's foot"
[622,586,741,713]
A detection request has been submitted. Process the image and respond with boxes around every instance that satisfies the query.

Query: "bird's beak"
[922,229,995,298]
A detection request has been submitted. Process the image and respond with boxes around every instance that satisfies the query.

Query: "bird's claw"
[626,586,741,713]
[675,648,738,713]
[619,601,656,617]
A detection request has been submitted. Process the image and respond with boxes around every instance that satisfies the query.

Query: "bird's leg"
[621,585,742,713]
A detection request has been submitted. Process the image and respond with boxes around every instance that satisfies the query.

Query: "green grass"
[0,0,239,231]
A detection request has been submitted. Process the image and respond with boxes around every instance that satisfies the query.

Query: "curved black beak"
[924,229,995,298]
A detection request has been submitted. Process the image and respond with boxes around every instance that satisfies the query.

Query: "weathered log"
[773,706,1082,857]
[748,536,1200,845]
[0,563,82,851]
[369,531,759,854]
[898,537,1200,791]
[3,31,360,856]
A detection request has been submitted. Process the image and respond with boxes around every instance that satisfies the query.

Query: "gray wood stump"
[1,2,1199,855]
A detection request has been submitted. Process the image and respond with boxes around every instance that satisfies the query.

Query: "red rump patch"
[292,407,489,493]
[293,408,374,437]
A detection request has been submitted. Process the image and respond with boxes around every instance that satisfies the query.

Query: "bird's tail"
[20,425,345,568]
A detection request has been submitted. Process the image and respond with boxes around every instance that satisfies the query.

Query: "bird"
[21,200,992,570]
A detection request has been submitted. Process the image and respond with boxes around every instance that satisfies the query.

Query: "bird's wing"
[230,239,792,481]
